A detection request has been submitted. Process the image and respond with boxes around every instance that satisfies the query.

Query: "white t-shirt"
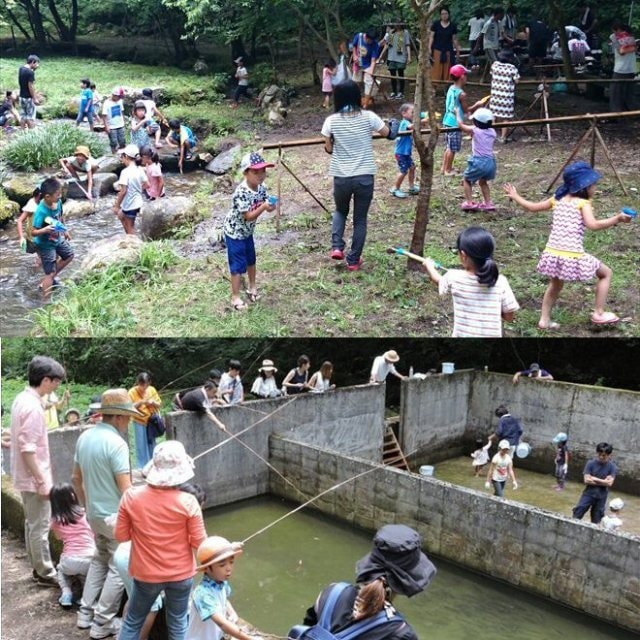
[438,270,519,337]
[119,164,147,211]
[370,356,397,383]
[142,99,157,118]
[601,515,623,532]
[102,98,125,129]
[491,452,512,482]
[236,66,249,86]
[250,376,279,397]
[468,17,485,41]
[321,110,386,177]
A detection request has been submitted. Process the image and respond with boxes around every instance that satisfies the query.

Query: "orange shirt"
[115,484,206,583]
[128,385,161,426]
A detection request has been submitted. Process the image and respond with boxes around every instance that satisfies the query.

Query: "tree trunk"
[5,7,32,41]
[47,0,72,41]
[548,4,576,82]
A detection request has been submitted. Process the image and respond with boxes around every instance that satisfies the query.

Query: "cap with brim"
[111,87,122,96]
[118,144,140,159]
[134,100,146,109]
[498,439,511,450]
[74,145,91,158]
[234,57,244,64]
[239,152,275,173]
[450,64,470,78]
[609,498,624,511]
[64,408,81,421]
[259,359,278,373]
[355,524,437,597]
[473,108,493,124]
[529,363,540,372]
[196,536,244,570]
[383,350,400,363]
[552,432,568,444]
[99,388,145,418]
[555,161,601,199]
[145,440,195,487]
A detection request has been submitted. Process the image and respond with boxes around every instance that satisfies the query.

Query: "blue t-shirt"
[352,33,381,68]
[496,414,523,446]
[443,85,463,127]
[582,458,618,495]
[395,119,413,155]
[79,87,93,114]
[33,199,64,249]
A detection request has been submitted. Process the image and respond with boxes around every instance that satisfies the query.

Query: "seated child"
[165,118,197,172]
[0,90,20,128]
[59,145,99,201]
[601,498,624,532]
[140,146,165,200]
[471,438,491,476]
[141,88,167,148]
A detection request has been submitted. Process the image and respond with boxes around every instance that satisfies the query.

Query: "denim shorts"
[122,208,140,219]
[37,240,74,274]
[445,131,462,152]
[395,154,415,175]
[463,155,497,183]
[225,234,256,275]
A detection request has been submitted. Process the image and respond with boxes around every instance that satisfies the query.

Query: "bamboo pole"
[545,125,595,192]
[279,157,330,212]
[593,126,630,198]
[373,72,640,86]
[276,145,282,234]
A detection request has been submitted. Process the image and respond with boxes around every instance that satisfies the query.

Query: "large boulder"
[256,85,289,127]
[204,145,242,175]
[96,155,124,174]
[62,199,95,219]
[79,234,144,273]
[93,173,118,196]
[138,196,198,240]
[65,179,93,200]
[0,200,20,225]
[2,175,42,207]
[193,60,209,76]
[156,150,199,173]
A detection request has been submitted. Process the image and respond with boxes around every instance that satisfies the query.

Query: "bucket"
[516,442,531,458]
[442,362,455,374]
[419,465,435,476]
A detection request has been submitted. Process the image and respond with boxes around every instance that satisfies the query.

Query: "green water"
[204,496,635,640]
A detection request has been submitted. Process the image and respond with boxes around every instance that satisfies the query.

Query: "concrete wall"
[269,436,640,634]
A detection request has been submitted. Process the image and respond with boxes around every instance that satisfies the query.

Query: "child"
[441,64,483,176]
[423,227,519,337]
[17,185,41,258]
[59,145,98,201]
[130,101,153,149]
[390,103,427,198]
[113,144,149,235]
[63,408,81,426]
[308,361,335,393]
[601,498,624,532]
[282,355,311,394]
[572,441,617,524]
[232,57,249,108]
[456,107,497,211]
[250,359,282,398]
[471,438,491,476]
[141,88,167,148]
[504,161,632,330]
[321,59,337,109]
[102,87,126,153]
[90,83,102,124]
[187,536,256,640]
[223,152,276,310]
[552,432,570,491]
[49,483,96,608]
[76,78,94,130]
[489,49,519,143]
[485,439,518,497]
[166,118,197,173]
[0,90,20,128]
[140,146,165,200]
[31,177,74,295]
[218,360,244,404]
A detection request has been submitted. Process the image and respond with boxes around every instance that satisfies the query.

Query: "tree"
[0,0,79,44]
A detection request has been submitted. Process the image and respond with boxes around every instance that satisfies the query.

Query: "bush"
[3,123,108,171]
[251,63,278,91]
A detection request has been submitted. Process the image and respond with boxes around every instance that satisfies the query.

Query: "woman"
[381,22,412,99]
[428,7,461,82]
[308,361,336,393]
[251,359,282,398]
[116,441,207,640]
[489,48,520,142]
[128,372,162,468]
[609,23,637,112]
[282,355,312,395]
[293,524,436,640]
[320,81,390,271]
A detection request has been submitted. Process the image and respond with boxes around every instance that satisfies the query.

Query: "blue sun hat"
[555,161,602,199]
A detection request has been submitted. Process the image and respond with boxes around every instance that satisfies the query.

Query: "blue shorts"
[463,155,497,183]
[225,234,256,275]
[395,154,415,175]
[445,131,462,152]
[122,208,140,219]
[37,240,74,275]
[146,121,160,133]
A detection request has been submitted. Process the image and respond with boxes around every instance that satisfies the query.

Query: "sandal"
[245,290,261,303]
[477,201,496,211]
[232,301,248,311]
[461,201,479,211]
[591,312,619,325]
[538,321,560,331]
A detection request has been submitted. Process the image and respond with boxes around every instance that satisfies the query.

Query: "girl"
[504,161,632,330]
[128,372,162,468]
[113,144,149,234]
[250,359,282,398]
[470,438,491,476]
[140,146,165,200]
[282,355,312,395]
[308,361,335,393]
[423,227,519,337]
[321,59,337,109]
[49,483,96,608]
[552,432,570,491]
[130,101,152,149]
[17,185,41,263]
[485,439,518,497]
[489,48,520,143]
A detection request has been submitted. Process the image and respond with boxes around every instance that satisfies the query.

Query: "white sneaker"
[90,618,122,639]
[77,610,93,629]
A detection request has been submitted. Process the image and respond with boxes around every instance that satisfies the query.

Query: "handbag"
[147,412,166,439]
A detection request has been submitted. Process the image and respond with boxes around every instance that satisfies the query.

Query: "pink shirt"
[115,485,206,583]
[322,67,334,92]
[10,387,52,493]
[144,163,164,199]
[51,512,96,558]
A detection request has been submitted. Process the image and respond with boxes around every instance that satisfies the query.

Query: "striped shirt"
[321,110,385,177]
[438,270,519,337]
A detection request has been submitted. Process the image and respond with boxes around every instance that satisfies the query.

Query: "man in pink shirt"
[10,355,66,587]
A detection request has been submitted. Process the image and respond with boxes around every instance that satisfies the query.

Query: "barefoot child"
[141,88,167,148]
[422,226,519,336]
[504,161,632,330]
[59,145,98,201]
[130,101,153,149]
[223,152,276,310]
[485,439,518,497]
[321,59,337,109]
[140,146,165,200]
[17,186,41,259]
[166,118,197,173]
[113,144,149,234]
[390,103,427,198]
[75,78,94,130]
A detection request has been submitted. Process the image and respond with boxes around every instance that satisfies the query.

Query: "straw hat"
[259,359,277,373]
[145,440,195,487]
[196,536,244,570]
[383,350,400,363]
[74,145,91,158]
[99,389,145,418]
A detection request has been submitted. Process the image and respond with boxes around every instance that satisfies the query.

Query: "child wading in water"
[140,146,165,200]
[504,161,632,329]
[457,107,497,211]
[552,432,570,491]
[49,483,96,608]
[166,118,197,173]
[390,103,427,198]
[321,59,337,109]
[423,226,519,337]
[130,101,153,149]
[113,144,149,234]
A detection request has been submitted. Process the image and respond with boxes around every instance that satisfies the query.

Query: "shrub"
[3,123,108,171]
[251,63,278,91]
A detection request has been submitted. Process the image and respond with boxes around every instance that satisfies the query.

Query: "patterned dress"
[537,197,601,281]
[489,61,520,118]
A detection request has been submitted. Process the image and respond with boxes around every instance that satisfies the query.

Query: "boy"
[76,78,94,130]
[59,145,98,201]
[102,87,126,153]
[166,118,197,173]
[31,177,74,295]
[223,152,276,310]
[601,498,624,532]
[389,103,427,198]
[187,536,257,640]
[141,88,167,148]
[113,144,149,235]
[90,83,102,124]
[572,442,618,524]
[218,360,244,405]
[552,432,570,491]
[232,57,249,108]
[0,90,20,128]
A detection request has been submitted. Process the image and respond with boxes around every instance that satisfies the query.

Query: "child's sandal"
[245,290,261,303]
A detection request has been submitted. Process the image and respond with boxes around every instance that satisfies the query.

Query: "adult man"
[72,389,142,639]
[369,350,407,384]
[525,16,550,68]
[501,6,518,45]
[218,359,244,405]
[481,8,504,64]
[10,355,66,587]
[178,381,228,432]
[572,442,617,524]
[351,28,381,108]
[578,4,598,48]
[512,362,554,384]
[18,54,41,130]
[491,405,523,459]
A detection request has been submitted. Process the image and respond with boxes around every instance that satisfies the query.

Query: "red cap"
[449,64,470,79]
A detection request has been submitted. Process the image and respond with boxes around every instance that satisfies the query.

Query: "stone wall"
[269,436,640,634]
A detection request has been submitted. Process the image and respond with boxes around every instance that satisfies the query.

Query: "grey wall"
[269,436,640,634]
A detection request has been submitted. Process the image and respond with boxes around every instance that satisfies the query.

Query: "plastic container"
[268,195,279,206]
[419,465,435,476]
[622,207,637,218]
[442,362,455,374]
[516,442,531,459]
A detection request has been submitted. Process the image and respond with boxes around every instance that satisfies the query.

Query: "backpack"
[288,582,404,640]
[147,412,166,439]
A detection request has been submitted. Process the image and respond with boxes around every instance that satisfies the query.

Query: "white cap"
[609,498,624,511]
[498,439,511,450]
[473,107,493,124]
[118,144,140,159]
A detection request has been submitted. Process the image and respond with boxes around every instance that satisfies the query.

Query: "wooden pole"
[373,72,640,86]
[276,145,282,235]
[590,119,597,166]
[544,124,596,193]
[541,78,552,142]
[593,125,630,197]
[279,157,330,213]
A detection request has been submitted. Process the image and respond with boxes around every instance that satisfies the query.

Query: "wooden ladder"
[383,420,410,471]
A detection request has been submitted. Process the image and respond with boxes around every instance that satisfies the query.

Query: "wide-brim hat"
[383,350,400,363]
[555,161,601,199]
[240,152,275,173]
[196,536,244,570]
[259,359,277,373]
[355,524,437,597]
[74,145,91,158]
[99,389,145,418]
[145,440,195,487]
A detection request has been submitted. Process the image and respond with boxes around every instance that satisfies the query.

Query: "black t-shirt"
[430,21,458,52]
[179,387,210,412]
[0,99,12,117]
[19,66,35,99]
[527,20,549,46]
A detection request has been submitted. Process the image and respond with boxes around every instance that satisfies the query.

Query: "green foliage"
[2,123,108,171]
[250,63,278,90]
